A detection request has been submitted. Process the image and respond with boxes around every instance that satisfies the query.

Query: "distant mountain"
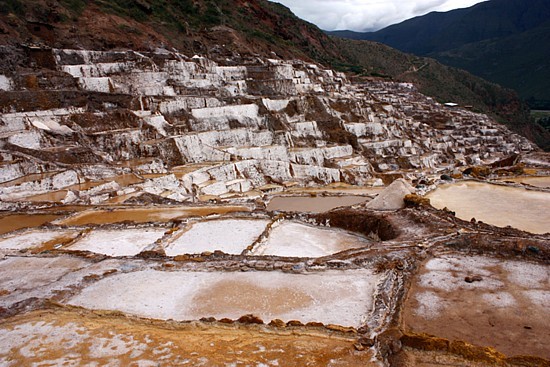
[328,0,550,106]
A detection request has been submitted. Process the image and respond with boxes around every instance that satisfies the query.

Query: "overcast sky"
[274,0,487,32]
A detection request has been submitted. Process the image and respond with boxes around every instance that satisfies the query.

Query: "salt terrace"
[0,46,549,366]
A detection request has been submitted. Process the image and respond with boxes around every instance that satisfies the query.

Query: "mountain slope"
[0,0,548,149]
[328,0,550,104]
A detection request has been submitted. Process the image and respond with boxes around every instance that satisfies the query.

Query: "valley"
[0,1,548,366]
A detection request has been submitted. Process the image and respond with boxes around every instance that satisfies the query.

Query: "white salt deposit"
[68,269,379,327]
[415,255,550,317]
[0,257,88,294]
[481,292,517,308]
[0,319,154,365]
[522,290,550,307]
[0,75,13,91]
[164,219,270,256]
[418,268,504,292]
[366,178,414,210]
[253,221,370,258]
[0,321,88,358]
[69,228,166,257]
[424,255,499,274]
[0,230,78,251]
[414,291,444,319]
[503,262,549,288]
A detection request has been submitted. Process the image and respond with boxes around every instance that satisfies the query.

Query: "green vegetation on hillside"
[329,0,550,105]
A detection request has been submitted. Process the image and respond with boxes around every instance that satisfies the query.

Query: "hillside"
[0,0,548,149]
[328,0,550,106]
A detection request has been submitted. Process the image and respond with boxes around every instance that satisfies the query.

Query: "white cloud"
[274,0,487,31]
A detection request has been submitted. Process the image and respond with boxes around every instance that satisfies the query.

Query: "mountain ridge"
[327,0,550,107]
[1,0,548,149]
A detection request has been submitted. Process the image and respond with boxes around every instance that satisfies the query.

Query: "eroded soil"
[0,309,376,367]
[403,255,550,359]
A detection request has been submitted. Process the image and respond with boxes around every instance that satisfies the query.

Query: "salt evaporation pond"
[0,310,377,367]
[0,229,79,251]
[0,257,89,307]
[501,176,550,189]
[68,269,379,327]
[165,219,270,256]
[0,214,62,235]
[68,228,166,257]
[267,195,369,213]
[404,255,550,359]
[253,221,371,257]
[56,206,251,226]
[427,181,550,234]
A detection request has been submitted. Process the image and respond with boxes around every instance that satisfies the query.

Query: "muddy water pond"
[15,190,69,203]
[0,214,63,235]
[267,195,369,213]
[427,181,550,234]
[56,206,251,226]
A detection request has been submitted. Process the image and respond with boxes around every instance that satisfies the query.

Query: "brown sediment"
[30,232,80,254]
[312,208,398,241]
[399,333,550,367]
[402,254,550,360]
[55,205,252,226]
[191,279,315,316]
[0,308,377,366]
[0,214,62,235]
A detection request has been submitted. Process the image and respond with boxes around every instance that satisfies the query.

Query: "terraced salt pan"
[55,205,251,226]
[266,195,369,213]
[68,228,166,257]
[0,310,377,367]
[0,257,88,293]
[253,221,370,258]
[68,269,379,327]
[427,181,550,234]
[13,190,68,203]
[502,176,550,188]
[0,229,79,251]
[164,219,270,256]
[404,254,550,359]
[0,214,62,235]
[0,256,93,307]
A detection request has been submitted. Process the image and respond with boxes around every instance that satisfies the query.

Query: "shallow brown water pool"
[427,181,550,234]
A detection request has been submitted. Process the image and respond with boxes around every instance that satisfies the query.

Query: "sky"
[274,0,488,32]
